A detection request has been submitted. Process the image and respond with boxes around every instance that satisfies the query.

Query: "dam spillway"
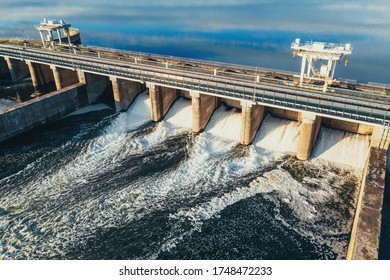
[0,91,371,259]
[0,39,388,160]
[0,38,389,260]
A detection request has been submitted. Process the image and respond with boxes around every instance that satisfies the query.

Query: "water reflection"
[1,0,389,83]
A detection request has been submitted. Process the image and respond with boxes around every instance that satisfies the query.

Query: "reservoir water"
[0,91,369,259]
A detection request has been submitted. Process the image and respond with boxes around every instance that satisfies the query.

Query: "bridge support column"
[110,77,145,112]
[51,65,79,90]
[110,76,121,111]
[297,112,321,160]
[147,83,178,121]
[80,72,110,103]
[77,70,86,84]
[26,60,41,92]
[4,57,16,82]
[240,101,265,145]
[191,91,218,133]
[51,65,63,90]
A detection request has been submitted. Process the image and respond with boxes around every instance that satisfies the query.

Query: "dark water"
[0,93,364,260]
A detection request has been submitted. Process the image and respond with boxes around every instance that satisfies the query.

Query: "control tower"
[291,38,352,92]
[36,19,81,49]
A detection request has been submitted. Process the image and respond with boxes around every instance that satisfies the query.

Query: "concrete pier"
[191,91,218,133]
[36,63,55,87]
[51,65,63,90]
[26,60,41,92]
[78,71,110,103]
[26,61,55,92]
[297,112,321,160]
[4,57,16,81]
[2,57,29,82]
[110,77,145,112]
[110,76,121,111]
[51,65,79,90]
[240,101,265,145]
[147,83,178,121]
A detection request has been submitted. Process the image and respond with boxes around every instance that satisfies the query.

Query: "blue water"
[1,0,389,83]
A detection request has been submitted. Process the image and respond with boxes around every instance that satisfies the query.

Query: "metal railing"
[0,42,389,126]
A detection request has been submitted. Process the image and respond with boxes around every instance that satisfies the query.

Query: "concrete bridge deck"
[1,40,389,259]
[0,40,389,127]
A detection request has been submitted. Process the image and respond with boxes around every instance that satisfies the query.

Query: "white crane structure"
[36,19,72,49]
[291,38,352,92]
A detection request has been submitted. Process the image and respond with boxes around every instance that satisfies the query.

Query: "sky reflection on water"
[1,0,389,83]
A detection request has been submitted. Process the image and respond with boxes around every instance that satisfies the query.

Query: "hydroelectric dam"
[0,33,389,260]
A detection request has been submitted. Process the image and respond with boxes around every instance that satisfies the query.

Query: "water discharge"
[313,127,370,170]
[0,93,369,259]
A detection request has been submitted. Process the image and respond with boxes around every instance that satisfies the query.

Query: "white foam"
[254,114,300,153]
[64,103,112,117]
[164,98,192,129]
[169,168,322,226]
[312,127,370,170]
[205,105,241,142]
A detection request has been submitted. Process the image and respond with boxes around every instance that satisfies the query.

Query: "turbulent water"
[0,91,370,260]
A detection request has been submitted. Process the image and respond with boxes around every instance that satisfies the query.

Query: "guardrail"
[0,43,389,126]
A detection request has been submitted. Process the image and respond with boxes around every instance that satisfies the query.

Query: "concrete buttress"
[147,83,178,121]
[240,100,265,145]
[191,91,218,133]
[297,112,321,160]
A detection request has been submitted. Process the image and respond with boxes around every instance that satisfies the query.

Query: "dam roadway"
[1,39,390,260]
[0,40,389,127]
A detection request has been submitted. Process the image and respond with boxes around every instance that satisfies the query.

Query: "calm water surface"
[1,0,389,83]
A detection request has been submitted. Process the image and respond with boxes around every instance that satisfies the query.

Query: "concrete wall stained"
[191,92,219,133]
[148,83,178,122]
[83,72,110,103]
[0,83,88,143]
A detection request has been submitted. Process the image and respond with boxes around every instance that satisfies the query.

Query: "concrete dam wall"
[0,83,88,143]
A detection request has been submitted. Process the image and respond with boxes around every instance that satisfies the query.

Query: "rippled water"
[1,1,390,83]
[0,91,369,259]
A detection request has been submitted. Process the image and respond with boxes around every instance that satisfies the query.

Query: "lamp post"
[253,61,261,103]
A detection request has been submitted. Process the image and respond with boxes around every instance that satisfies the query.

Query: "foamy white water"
[312,126,370,170]
[170,168,315,228]
[64,103,112,117]
[254,114,300,153]
[206,105,241,142]
[0,92,152,209]
[68,104,249,229]
[164,98,192,129]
